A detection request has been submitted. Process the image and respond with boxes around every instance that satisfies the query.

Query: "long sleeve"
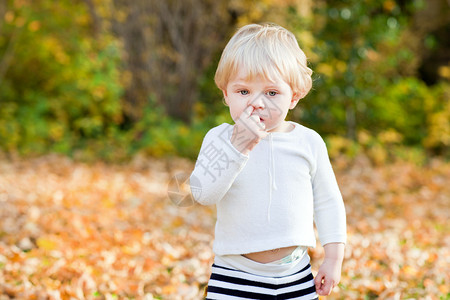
[311,136,347,246]
[190,124,249,206]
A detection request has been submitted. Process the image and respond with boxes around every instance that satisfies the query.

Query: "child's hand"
[231,105,268,155]
[314,257,342,296]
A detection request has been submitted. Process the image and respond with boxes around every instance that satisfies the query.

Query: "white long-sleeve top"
[189,121,346,256]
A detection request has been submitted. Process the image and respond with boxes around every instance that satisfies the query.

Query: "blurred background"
[0,0,448,162]
[0,0,449,299]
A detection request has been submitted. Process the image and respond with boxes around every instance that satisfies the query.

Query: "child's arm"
[310,133,347,295]
[312,136,346,246]
[314,242,345,296]
[190,106,266,205]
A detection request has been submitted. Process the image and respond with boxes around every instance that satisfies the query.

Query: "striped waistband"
[206,261,318,299]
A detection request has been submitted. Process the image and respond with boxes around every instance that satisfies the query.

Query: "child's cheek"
[229,108,240,123]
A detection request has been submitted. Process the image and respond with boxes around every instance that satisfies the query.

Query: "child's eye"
[239,90,249,95]
[267,91,278,96]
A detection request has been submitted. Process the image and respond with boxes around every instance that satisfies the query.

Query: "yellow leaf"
[5,11,14,24]
[162,284,176,294]
[402,265,417,276]
[316,63,333,77]
[37,238,57,251]
[438,284,448,294]
[28,20,40,32]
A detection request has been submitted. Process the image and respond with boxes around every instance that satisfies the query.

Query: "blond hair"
[215,23,313,99]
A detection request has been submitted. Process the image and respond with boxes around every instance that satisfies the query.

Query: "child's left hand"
[314,257,342,296]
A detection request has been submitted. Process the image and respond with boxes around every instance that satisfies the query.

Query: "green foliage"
[326,128,429,166]
[127,97,231,160]
[0,0,448,161]
[368,78,449,148]
[289,0,412,134]
[0,1,123,157]
[283,0,449,158]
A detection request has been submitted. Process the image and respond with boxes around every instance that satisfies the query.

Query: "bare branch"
[0,25,21,89]
[82,0,101,38]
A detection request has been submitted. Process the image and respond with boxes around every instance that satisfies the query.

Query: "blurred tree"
[0,0,123,155]
[0,0,448,159]
[85,0,238,124]
[285,0,449,153]
[413,0,450,85]
[0,0,20,89]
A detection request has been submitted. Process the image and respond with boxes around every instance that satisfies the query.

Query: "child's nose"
[249,94,265,109]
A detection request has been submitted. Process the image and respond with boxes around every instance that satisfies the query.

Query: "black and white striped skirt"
[205,254,318,299]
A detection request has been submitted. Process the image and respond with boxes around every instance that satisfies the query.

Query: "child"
[190,23,346,299]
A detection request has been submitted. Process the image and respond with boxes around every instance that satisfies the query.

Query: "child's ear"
[289,93,301,109]
[222,89,229,106]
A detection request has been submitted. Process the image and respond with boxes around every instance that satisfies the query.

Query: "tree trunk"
[106,0,233,124]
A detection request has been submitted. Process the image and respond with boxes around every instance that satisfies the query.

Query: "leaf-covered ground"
[0,154,448,299]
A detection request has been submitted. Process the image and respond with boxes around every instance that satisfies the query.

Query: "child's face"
[223,69,300,132]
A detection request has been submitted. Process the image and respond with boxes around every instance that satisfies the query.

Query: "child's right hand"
[231,105,268,155]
